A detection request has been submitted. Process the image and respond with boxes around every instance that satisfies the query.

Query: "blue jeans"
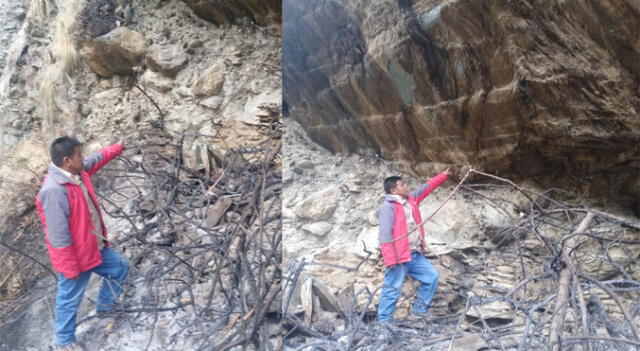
[377,252,439,323]
[55,247,129,346]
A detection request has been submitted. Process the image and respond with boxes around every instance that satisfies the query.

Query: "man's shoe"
[95,309,123,319]
[373,322,394,341]
[57,342,85,351]
[406,310,431,323]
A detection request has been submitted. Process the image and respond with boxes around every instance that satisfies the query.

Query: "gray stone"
[297,160,314,169]
[10,119,23,129]
[140,70,173,93]
[482,205,515,245]
[189,40,203,48]
[192,63,225,97]
[294,187,338,221]
[81,104,92,116]
[205,197,234,227]
[354,226,378,259]
[311,278,340,313]
[199,96,223,110]
[145,44,188,77]
[3,134,18,146]
[172,86,194,98]
[448,334,488,351]
[301,221,333,237]
[466,300,513,321]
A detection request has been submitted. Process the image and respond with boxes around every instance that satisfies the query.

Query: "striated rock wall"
[283,0,640,210]
[182,0,281,28]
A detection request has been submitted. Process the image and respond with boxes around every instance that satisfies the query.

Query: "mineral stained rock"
[284,0,640,206]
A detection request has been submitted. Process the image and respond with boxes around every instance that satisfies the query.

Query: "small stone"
[301,221,333,237]
[311,279,340,313]
[81,104,92,116]
[199,96,223,110]
[297,160,314,169]
[354,227,379,259]
[140,70,173,93]
[192,63,225,97]
[3,134,19,147]
[465,300,513,321]
[205,198,234,227]
[11,119,23,129]
[189,40,203,48]
[16,10,26,21]
[172,86,194,98]
[294,187,339,221]
[145,44,188,77]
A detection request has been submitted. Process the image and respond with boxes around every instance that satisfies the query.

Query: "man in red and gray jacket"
[377,169,450,323]
[35,136,128,350]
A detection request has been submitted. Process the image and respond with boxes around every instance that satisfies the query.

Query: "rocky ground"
[282,119,640,350]
[0,0,281,350]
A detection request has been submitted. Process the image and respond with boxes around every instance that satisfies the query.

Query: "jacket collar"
[386,194,407,204]
[48,163,81,185]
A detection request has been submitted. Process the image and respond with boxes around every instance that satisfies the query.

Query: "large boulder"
[283,0,640,208]
[81,27,146,77]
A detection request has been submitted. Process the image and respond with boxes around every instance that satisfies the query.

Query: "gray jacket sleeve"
[40,187,72,248]
[378,205,394,244]
[409,183,430,198]
[83,152,104,172]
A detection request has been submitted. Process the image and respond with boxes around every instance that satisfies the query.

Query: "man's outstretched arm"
[83,142,124,176]
[411,168,451,204]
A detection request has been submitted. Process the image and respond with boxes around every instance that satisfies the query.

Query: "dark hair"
[384,176,402,194]
[50,136,82,167]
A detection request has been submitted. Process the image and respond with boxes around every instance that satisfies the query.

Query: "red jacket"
[378,173,448,266]
[35,143,122,278]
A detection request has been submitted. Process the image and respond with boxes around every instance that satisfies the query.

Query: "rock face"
[81,27,146,77]
[283,0,640,208]
[181,0,281,27]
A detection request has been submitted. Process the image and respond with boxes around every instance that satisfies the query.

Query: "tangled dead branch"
[95,128,281,350]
